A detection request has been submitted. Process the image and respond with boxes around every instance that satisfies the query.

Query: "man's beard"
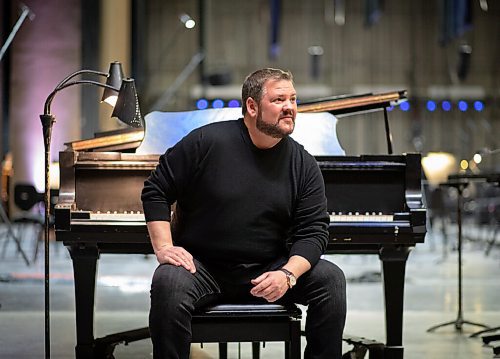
[255,110,294,139]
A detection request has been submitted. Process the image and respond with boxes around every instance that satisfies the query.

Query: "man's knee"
[151,264,196,300]
[310,259,346,290]
[294,259,345,297]
[303,259,347,309]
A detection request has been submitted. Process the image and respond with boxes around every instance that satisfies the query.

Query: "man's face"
[255,79,297,139]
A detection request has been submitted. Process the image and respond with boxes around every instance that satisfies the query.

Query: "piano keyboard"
[329,212,394,222]
[77,211,394,223]
[90,212,145,221]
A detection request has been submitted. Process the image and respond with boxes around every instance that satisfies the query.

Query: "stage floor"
[1,224,499,358]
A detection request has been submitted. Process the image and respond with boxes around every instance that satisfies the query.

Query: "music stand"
[469,173,500,339]
[427,178,490,333]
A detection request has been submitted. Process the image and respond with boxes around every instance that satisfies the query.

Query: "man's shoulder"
[190,118,240,133]
[287,136,315,159]
[182,118,242,146]
[286,137,321,174]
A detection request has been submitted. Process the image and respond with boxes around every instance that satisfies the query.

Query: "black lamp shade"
[101,61,124,105]
[112,78,144,128]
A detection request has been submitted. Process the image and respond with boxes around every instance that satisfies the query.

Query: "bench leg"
[252,342,260,359]
[218,342,228,359]
[287,319,301,359]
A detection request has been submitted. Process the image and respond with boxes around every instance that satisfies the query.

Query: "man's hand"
[155,244,196,274]
[147,221,196,273]
[250,271,288,302]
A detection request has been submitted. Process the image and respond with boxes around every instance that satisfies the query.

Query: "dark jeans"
[149,258,346,359]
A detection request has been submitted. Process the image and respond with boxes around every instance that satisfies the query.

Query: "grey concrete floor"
[0,223,499,358]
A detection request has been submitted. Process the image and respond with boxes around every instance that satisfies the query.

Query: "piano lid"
[135,107,345,156]
[64,127,145,152]
[63,91,405,154]
[297,90,407,115]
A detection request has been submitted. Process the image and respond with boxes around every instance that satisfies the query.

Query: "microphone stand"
[0,3,35,62]
[0,3,35,263]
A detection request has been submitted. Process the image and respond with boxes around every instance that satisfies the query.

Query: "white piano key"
[89,212,145,221]
[329,212,394,222]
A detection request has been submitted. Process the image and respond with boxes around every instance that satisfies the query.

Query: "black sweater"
[142,119,329,277]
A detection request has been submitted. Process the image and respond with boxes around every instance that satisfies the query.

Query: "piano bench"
[192,303,302,359]
[93,303,302,359]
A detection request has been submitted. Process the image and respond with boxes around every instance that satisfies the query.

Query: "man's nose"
[283,99,295,110]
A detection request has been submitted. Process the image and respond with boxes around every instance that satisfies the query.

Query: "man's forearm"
[281,255,311,279]
[147,220,173,254]
[147,220,196,272]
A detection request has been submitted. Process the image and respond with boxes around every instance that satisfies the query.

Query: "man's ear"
[246,97,258,117]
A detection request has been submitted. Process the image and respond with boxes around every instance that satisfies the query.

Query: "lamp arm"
[54,69,108,91]
[44,80,119,114]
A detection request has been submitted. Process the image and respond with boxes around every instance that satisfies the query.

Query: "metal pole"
[0,4,34,62]
[383,107,393,155]
[40,113,56,359]
[456,185,464,330]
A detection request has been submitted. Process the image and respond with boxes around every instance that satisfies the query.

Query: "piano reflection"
[55,90,425,359]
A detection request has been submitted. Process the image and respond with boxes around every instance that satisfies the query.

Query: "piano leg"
[68,245,99,359]
[380,245,412,359]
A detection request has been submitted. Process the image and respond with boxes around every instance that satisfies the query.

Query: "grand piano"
[55,90,426,359]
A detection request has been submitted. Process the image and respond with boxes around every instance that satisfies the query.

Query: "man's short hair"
[241,68,293,115]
